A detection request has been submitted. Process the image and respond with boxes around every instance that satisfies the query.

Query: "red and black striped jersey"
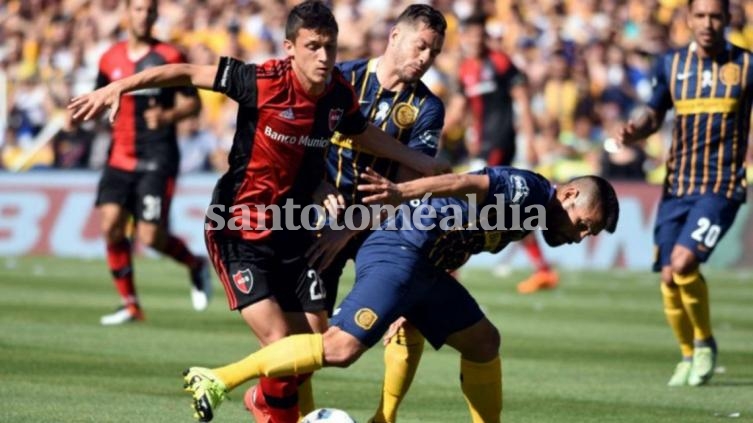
[211,56,368,240]
[97,40,198,174]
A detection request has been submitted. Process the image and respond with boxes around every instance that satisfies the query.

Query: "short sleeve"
[212,56,257,108]
[646,54,673,114]
[482,167,553,208]
[405,96,444,157]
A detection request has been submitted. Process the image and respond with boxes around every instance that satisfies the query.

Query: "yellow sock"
[460,356,502,423]
[297,377,315,421]
[673,270,712,340]
[660,283,694,357]
[212,333,324,391]
[372,325,425,423]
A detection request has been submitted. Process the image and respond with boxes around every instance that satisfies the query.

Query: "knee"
[101,221,125,244]
[669,250,698,276]
[322,329,365,368]
[476,324,501,360]
[137,225,162,248]
[660,267,675,286]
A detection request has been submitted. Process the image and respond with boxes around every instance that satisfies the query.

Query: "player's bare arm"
[351,124,451,176]
[510,83,537,165]
[359,167,490,206]
[69,63,215,123]
[615,106,665,146]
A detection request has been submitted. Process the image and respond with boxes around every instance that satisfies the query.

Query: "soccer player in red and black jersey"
[69,1,448,421]
[447,14,559,295]
[93,0,210,326]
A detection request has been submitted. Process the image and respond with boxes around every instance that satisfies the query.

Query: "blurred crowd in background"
[3,0,753,183]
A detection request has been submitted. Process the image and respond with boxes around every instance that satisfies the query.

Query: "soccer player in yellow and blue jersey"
[616,0,750,386]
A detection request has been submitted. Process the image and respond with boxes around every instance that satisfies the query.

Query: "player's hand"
[143,97,171,129]
[68,83,123,124]
[382,317,408,345]
[312,179,345,219]
[614,120,639,148]
[358,167,403,206]
[306,226,355,272]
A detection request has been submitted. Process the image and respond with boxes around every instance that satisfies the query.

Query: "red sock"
[259,376,300,422]
[522,236,549,272]
[160,235,200,269]
[106,239,136,304]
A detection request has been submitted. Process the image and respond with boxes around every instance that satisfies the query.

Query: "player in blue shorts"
[183,166,619,422]
[615,0,750,386]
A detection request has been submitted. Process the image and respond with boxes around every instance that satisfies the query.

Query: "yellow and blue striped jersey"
[648,41,752,201]
[326,58,444,204]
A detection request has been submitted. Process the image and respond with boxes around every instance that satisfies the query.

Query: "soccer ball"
[301,408,356,423]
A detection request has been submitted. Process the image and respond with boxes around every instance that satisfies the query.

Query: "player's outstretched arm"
[614,106,665,147]
[351,124,451,177]
[68,63,216,123]
[359,167,489,206]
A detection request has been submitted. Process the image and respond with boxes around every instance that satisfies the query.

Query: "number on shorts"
[142,195,162,221]
[690,217,721,248]
[307,269,325,301]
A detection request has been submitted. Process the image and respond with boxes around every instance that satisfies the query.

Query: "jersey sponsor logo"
[329,108,344,131]
[232,268,254,294]
[701,70,713,88]
[392,102,418,129]
[510,175,530,204]
[676,72,694,81]
[720,63,741,86]
[354,308,378,330]
[465,80,497,97]
[264,125,329,148]
[279,107,295,120]
[375,101,391,123]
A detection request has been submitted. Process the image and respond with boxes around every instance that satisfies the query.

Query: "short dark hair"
[460,14,487,30]
[688,0,730,15]
[569,175,620,234]
[285,0,338,41]
[395,4,447,36]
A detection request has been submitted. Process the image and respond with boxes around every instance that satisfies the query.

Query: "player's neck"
[127,35,154,59]
[693,40,726,59]
[375,56,405,92]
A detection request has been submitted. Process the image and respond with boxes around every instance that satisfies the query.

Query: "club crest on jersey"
[232,268,254,294]
[354,308,378,330]
[393,102,418,129]
[329,108,344,132]
[720,63,741,86]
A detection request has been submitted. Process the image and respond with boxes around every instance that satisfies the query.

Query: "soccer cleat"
[667,361,692,387]
[100,304,144,325]
[190,258,212,311]
[244,384,272,423]
[183,367,228,422]
[688,346,716,386]
[516,270,559,294]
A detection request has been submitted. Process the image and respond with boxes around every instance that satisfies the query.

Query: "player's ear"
[283,39,294,56]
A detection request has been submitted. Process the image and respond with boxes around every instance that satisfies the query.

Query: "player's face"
[687,0,728,50]
[127,0,157,40]
[391,22,444,83]
[460,24,486,59]
[543,192,604,247]
[285,28,338,92]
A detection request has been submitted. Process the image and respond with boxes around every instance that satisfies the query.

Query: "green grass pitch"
[1,257,752,422]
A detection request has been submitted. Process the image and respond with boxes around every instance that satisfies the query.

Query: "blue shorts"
[653,194,741,272]
[330,231,484,349]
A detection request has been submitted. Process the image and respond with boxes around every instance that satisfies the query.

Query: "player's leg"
[97,167,143,325]
[407,272,499,423]
[370,318,425,423]
[653,196,694,385]
[134,172,211,310]
[670,195,741,386]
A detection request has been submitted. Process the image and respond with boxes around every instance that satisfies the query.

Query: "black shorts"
[95,166,176,225]
[205,227,327,312]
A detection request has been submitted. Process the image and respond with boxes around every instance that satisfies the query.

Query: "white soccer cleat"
[100,304,144,326]
[190,258,212,311]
